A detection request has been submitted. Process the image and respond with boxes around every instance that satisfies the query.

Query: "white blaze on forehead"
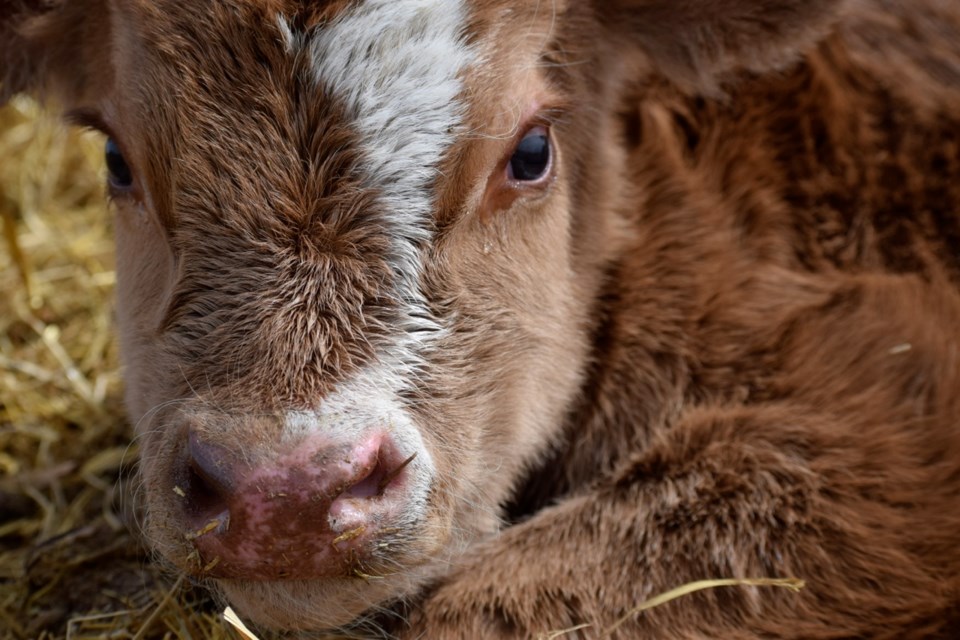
[305,0,473,302]
[277,2,472,473]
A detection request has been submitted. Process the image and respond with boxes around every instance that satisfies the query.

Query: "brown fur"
[4,0,960,637]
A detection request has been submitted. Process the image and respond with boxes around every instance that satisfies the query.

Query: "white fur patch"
[276,3,471,490]
[305,0,472,319]
[276,15,302,53]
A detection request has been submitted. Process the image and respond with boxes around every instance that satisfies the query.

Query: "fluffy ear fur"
[1,0,107,105]
[595,0,847,92]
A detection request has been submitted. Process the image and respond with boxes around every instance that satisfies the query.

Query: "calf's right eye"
[105,138,133,190]
[508,126,552,183]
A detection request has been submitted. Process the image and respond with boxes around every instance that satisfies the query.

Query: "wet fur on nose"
[181,429,411,580]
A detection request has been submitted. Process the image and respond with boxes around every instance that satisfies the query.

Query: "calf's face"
[100,0,610,629]
[3,0,844,630]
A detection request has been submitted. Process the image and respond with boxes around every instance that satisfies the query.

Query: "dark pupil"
[509,132,550,181]
[105,138,133,187]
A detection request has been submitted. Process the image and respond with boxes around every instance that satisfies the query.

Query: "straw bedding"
[0,97,230,640]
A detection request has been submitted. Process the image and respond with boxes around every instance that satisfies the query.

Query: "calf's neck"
[4,0,960,636]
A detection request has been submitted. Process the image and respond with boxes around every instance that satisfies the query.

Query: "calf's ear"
[595,0,846,92]
[1,0,107,106]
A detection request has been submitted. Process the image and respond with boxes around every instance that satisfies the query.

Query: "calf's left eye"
[508,126,552,182]
[105,138,134,190]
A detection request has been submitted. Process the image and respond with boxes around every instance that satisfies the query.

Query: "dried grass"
[0,97,233,640]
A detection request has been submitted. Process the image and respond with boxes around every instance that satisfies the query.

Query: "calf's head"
[2,0,843,631]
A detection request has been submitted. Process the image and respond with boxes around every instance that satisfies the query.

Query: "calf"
[4,0,960,637]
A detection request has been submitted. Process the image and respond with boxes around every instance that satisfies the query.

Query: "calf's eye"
[105,138,133,189]
[508,126,551,182]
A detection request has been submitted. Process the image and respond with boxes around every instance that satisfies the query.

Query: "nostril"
[186,457,228,519]
[343,451,417,500]
[184,431,235,521]
[344,457,387,499]
[327,445,416,536]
